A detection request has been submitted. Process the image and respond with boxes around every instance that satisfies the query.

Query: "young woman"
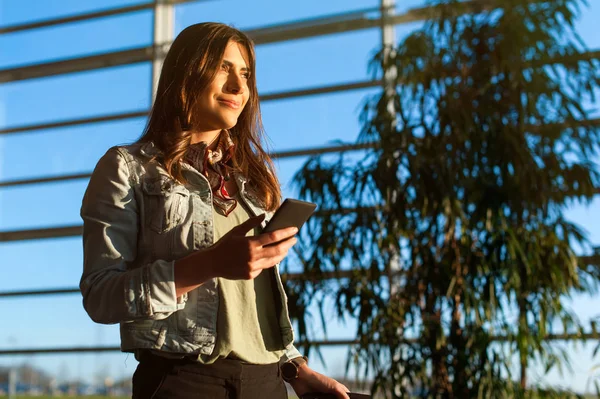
[79,22,350,399]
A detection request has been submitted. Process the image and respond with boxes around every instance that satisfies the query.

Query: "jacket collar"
[141,140,249,188]
[139,141,162,158]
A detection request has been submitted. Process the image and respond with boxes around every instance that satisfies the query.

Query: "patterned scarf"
[184,130,238,216]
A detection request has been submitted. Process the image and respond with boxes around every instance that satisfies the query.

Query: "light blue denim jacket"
[80,141,301,362]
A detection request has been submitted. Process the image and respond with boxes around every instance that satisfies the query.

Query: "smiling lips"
[217,98,241,109]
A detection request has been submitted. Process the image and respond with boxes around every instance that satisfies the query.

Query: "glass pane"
[0,63,151,128]
[565,198,600,248]
[0,179,87,230]
[577,1,600,48]
[397,0,428,13]
[261,88,379,151]
[0,10,153,69]
[0,238,81,291]
[0,296,95,348]
[532,341,596,392]
[395,0,599,48]
[0,352,135,396]
[255,29,378,94]
[275,157,309,197]
[0,0,145,26]
[0,118,146,181]
[176,0,379,32]
[0,265,130,389]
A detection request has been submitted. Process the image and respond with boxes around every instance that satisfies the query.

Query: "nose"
[226,73,245,95]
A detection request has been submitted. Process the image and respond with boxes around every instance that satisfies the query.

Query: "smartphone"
[262,198,317,233]
[300,393,371,399]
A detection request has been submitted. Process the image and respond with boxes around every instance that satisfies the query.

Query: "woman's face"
[194,40,251,132]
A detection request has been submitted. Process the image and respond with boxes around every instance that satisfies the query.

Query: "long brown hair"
[138,22,281,210]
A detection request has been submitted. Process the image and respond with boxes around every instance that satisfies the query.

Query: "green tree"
[286,0,600,397]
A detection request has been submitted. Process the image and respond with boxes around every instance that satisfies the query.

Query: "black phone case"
[262,198,317,233]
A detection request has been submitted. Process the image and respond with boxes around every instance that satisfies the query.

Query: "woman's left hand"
[289,364,350,399]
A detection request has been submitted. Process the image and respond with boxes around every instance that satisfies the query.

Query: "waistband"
[137,350,281,381]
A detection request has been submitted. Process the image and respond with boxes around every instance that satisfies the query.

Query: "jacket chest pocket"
[142,177,190,234]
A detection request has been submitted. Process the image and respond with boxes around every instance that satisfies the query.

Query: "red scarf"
[184,130,238,216]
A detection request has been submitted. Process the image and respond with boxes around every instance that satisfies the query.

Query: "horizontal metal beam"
[0,225,81,242]
[3,248,599,298]
[1,332,598,356]
[0,288,80,298]
[273,142,375,159]
[0,173,92,188]
[0,46,153,83]
[246,7,381,45]
[261,80,380,102]
[0,110,148,136]
[0,340,357,356]
[2,196,599,243]
[528,49,600,69]
[0,0,202,34]
[0,269,373,299]
[247,0,499,45]
[0,346,121,356]
[0,142,373,189]
[0,3,154,34]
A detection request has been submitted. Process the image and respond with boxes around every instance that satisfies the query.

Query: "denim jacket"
[80,141,301,362]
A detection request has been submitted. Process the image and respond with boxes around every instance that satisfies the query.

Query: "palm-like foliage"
[285,0,600,397]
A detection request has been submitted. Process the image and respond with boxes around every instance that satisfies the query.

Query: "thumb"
[229,213,266,236]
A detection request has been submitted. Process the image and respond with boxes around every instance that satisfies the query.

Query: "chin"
[221,118,239,130]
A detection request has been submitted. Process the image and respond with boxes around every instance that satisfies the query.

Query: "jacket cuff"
[129,260,188,316]
[280,344,303,363]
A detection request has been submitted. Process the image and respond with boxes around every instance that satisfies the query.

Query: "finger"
[255,226,298,247]
[246,236,297,273]
[250,247,294,272]
[335,387,350,399]
[247,268,264,280]
[259,236,297,259]
[229,214,265,236]
[251,252,290,271]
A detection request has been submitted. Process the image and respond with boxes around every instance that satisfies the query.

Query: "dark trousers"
[132,351,288,399]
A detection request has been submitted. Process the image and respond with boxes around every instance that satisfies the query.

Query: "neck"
[190,129,222,149]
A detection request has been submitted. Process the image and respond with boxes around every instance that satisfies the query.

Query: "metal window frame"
[0,0,498,84]
[1,0,599,359]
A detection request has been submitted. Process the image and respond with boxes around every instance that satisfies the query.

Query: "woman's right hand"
[209,214,298,280]
[174,214,297,296]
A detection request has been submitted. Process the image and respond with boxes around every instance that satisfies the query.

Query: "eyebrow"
[222,59,251,74]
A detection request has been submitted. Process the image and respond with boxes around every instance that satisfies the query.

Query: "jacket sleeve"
[281,344,303,363]
[79,147,187,324]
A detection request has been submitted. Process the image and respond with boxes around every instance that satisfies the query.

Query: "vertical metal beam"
[8,368,16,399]
[151,0,174,102]
[381,0,397,117]
[380,0,401,297]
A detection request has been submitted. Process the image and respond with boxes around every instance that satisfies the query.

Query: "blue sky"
[0,0,599,392]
